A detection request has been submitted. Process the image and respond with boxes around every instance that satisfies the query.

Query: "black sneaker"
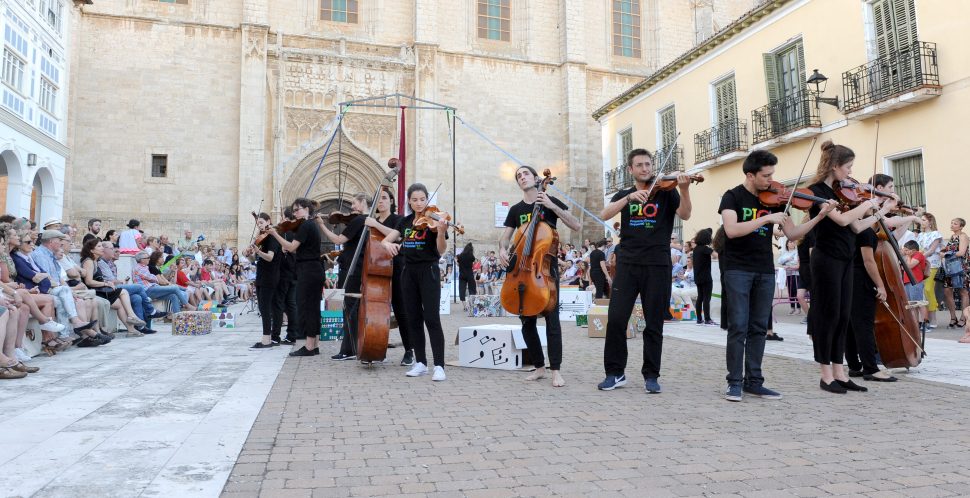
[766,334,783,341]
[76,337,100,348]
[310,347,320,356]
[251,342,274,349]
[848,369,864,378]
[289,346,315,357]
[138,327,157,335]
[331,353,356,361]
[401,350,415,366]
[271,339,281,346]
[148,310,168,319]
[280,339,295,345]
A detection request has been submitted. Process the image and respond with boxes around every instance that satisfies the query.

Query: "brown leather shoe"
[0,366,27,379]
[11,362,39,374]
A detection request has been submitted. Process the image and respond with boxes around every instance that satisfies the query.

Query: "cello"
[500,169,559,317]
[341,163,401,363]
[871,218,924,368]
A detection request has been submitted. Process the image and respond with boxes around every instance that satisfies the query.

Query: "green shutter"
[874,0,890,59]
[660,106,677,148]
[715,77,738,124]
[763,53,781,104]
[795,42,806,93]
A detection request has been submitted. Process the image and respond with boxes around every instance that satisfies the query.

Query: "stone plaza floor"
[2,299,970,497]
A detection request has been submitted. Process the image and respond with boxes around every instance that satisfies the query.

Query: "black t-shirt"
[503,196,569,230]
[797,229,815,264]
[255,236,282,286]
[809,182,855,260]
[457,250,475,273]
[380,213,404,266]
[149,264,161,276]
[336,215,366,291]
[293,219,322,264]
[853,227,878,271]
[693,245,714,283]
[589,249,606,278]
[280,231,296,279]
[718,184,781,273]
[397,213,442,264]
[611,187,680,266]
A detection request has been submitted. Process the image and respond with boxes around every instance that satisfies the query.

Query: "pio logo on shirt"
[403,228,427,241]
[741,207,772,236]
[628,202,660,228]
[518,212,546,226]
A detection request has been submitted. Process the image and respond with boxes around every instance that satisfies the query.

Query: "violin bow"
[641,132,681,200]
[782,136,818,217]
[248,199,264,246]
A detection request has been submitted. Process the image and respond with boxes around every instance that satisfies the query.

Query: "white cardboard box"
[559,289,592,320]
[457,324,546,370]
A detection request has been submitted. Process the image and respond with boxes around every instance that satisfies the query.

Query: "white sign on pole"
[495,202,511,228]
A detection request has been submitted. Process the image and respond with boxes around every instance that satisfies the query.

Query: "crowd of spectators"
[0,216,261,381]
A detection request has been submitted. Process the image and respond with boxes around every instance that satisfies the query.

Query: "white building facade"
[0,0,71,223]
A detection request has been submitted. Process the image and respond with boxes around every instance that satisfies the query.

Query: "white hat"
[42,218,62,228]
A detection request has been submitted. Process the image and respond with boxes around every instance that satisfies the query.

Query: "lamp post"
[806,69,841,109]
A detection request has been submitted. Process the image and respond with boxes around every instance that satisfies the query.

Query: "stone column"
[561,0,591,242]
[237,0,269,245]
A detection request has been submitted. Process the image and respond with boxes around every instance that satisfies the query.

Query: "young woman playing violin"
[267,197,324,357]
[807,141,895,394]
[246,212,282,349]
[373,186,414,366]
[498,165,580,388]
[382,183,450,381]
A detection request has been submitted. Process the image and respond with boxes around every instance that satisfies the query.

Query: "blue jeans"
[723,270,775,387]
[119,284,155,322]
[146,285,188,316]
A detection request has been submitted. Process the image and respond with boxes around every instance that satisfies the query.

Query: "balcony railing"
[656,144,685,171]
[604,165,634,195]
[694,119,748,163]
[751,90,820,144]
[842,41,939,114]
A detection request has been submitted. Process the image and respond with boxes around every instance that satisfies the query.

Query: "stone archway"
[281,127,385,209]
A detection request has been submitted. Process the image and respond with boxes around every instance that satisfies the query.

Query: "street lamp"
[806,69,840,109]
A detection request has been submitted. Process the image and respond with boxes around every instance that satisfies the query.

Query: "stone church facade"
[64,0,756,247]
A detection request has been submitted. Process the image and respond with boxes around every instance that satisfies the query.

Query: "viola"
[501,169,559,317]
[646,173,704,199]
[414,206,465,234]
[758,181,837,212]
[327,212,361,225]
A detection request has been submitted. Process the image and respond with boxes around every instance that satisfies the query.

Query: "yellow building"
[594,0,969,240]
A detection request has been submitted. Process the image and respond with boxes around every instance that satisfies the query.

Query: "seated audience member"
[104,229,120,248]
[671,255,698,310]
[82,218,103,246]
[0,304,34,379]
[79,239,147,337]
[15,230,101,347]
[0,225,65,355]
[175,257,206,306]
[133,251,190,317]
[561,259,581,285]
[200,259,231,304]
[99,242,167,331]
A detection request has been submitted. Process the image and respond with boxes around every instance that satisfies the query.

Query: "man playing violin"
[718,150,836,402]
[597,148,693,394]
[498,165,580,388]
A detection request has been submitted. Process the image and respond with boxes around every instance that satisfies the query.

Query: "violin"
[758,181,838,212]
[415,206,465,234]
[645,173,704,198]
[252,211,269,245]
[327,211,362,225]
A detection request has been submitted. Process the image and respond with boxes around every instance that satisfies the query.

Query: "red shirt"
[904,252,927,284]
[176,270,191,288]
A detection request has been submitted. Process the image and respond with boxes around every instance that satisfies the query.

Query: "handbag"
[944,254,964,277]
[935,267,947,283]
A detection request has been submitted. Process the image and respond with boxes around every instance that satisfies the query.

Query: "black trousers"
[339,296,360,356]
[696,280,713,322]
[718,259,729,331]
[786,275,801,309]
[604,263,672,380]
[846,267,880,374]
[403,262,445,367]
[294,263,324,342]
[521,262,562,370]
[391,264,412,351]
[256,284,282,340]
[809,251,853,365]
[276,275,299,341]
[592,272,609,299]
[457,269,477,301]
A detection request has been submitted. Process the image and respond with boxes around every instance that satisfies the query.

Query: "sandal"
[960,319,967,328]
[949,319,958,328]
[43,340,59,356]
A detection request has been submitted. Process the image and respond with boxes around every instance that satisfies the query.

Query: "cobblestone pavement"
[223,301,970,498]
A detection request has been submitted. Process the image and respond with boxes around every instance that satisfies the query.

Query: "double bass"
[342,163,401,363]
[500,169,559,317]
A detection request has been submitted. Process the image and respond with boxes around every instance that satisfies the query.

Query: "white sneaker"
[14,347,31,362]
[432,366,446,381]
[406,362,428,377]
[40,320,66,333]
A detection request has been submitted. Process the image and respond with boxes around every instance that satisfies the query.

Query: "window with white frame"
[2,49,25,93]
[39,79,57,114]
[890,153,925,208]
[38,0,63,32]
[618,128,633,164]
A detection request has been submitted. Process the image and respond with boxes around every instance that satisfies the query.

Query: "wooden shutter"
[715,77,738,124]
[660,106,677,148]
[762,53,781,104]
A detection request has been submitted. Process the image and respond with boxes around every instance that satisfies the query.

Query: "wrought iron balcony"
[694,119,748,164]
[842,41,940,114]
[656,144,685,171]
[751,90,821,144]
[604,164,634,195]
